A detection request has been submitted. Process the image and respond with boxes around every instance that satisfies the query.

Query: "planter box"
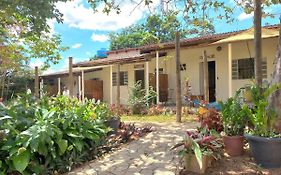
[245,134,281,168]
[184,154,212,174]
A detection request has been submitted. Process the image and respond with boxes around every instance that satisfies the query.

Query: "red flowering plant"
[171,127,223,169]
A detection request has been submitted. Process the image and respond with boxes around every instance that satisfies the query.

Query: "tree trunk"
[269,21,281,133]
[254,0,262,87]
[175,31,182,123]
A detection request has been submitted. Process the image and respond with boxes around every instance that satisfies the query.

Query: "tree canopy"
[109,12,197,50]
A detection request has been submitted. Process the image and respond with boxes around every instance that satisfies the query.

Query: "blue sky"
[31,0,281,74]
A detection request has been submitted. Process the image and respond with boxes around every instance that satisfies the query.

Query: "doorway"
[135,69,145,89]
[208,61,216,102]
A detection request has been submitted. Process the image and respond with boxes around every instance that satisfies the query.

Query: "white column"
[228,43,233,97]
[57,77,61,95]
[78,75,81,101]
[81,70,85,102]
[110,65,113,104]
[145,61,150,97]
[156,51,160,104]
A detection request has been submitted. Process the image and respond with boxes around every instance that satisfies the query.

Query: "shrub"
[0,94,109,174]
[128,81,156,115]
[198,108,223,132]
[109,104,131,116]
[147,105,173,116]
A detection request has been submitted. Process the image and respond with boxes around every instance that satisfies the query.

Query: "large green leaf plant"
[0,94,110,174]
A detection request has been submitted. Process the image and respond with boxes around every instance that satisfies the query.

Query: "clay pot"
[184,154,212,174]
[223,135,244,156]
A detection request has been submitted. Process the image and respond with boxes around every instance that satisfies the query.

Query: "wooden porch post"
[57,77,61,95]
[110,65,113,104]
[203,50,209,102]
[78,75,81,101]
[40,78,44,98]
[81,70,85,102]
[145,61,150,98]
[175,32,182,123]
[68,57,74,98]
[156,51,160,104]
[116,64,120,111]
[34,66,39,98]
[228,43,233,97]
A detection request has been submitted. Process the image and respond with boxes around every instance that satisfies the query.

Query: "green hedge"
[0,94,110,174]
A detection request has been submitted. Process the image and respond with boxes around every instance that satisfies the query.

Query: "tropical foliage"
[220,96,248,136]
[242,83,281,137]
[172,128,223,169]
[0,94,110,174]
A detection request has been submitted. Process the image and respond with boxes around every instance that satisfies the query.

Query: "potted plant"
[243,83,281,168]
[220,96,248,156]
[172,128,223,174]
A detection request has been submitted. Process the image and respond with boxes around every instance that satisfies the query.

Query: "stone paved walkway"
[67,122,198,175]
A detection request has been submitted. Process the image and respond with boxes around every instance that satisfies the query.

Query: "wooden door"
[84,80,103,101]
[149,73,168,102]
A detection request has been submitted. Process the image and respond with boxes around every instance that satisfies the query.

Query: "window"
[180,64,186,71]
[112,71,128,86]
[232,58,267,80]
[154,68,164,74]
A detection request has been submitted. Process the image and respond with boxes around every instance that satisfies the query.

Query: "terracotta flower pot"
[223,135,244,156]
[184,154,212,174]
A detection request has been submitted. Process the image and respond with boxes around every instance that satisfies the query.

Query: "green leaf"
[57,139,68,155]
[192,141,203,169]
[12,149,30,173]
[72,139,83,152]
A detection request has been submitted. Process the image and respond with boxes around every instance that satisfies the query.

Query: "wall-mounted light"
[216,46,222,52]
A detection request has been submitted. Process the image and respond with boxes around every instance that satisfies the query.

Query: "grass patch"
[121,114,198,123]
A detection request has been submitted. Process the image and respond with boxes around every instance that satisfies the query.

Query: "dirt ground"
[181,149,281,175]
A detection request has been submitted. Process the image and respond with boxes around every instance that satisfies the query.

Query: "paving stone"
[154,169,175,175]
[67,122,198,175]
[85,169,98,175]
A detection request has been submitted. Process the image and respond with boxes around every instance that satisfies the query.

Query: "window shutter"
[232,60,238,80]
[262,58,267,79]
[112,72,117,86]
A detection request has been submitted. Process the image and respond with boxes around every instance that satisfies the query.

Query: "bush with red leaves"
[198,108,223,132]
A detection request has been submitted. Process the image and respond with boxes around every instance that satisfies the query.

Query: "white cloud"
[29,60,44,69]
[238,12,254,21]
[55,0,160,31]
[72,43,82,49]
[47,19,56,35]
[91,33,109,42]
[43,68,56,75]
[86,51,91,55]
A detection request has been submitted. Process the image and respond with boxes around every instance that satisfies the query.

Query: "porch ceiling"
[212,27,280,44]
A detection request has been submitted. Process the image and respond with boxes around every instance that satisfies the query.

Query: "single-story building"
[40,24,280,105]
